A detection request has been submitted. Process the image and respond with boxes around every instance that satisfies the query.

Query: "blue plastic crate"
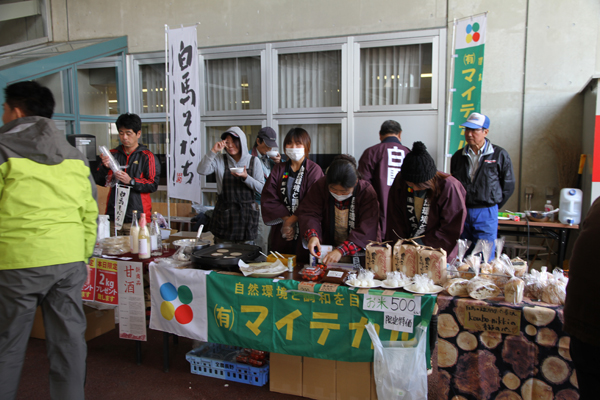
[185,343,269,387]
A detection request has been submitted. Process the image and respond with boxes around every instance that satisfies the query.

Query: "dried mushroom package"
[443,278,469,297]
[466,256,501,300]
[540,268,568,305]
[449,238,471,278]
[504,262,524,305]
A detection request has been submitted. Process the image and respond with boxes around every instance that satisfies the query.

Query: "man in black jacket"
[95,113,160,233]
[450,112,515,254]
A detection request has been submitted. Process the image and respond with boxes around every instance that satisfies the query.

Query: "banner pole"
[165,24,172,229]
[444,18,458,173]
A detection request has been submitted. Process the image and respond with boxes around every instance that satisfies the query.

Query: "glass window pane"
[0,0,47,48]
[360,43,432,106]
[278,123,341,170]
[140,63,166,113]
[205,57,261,111]
[278,50,341,109]
[141,122,167,155]
[80,121,117,151]
[52,120,73,137]
[77,66,119,116]
[34,72,66,114]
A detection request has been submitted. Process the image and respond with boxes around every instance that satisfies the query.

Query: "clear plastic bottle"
[150,212,163,256]
[544,200,554,222]
[130,210,140,254]
[138,213,151,259]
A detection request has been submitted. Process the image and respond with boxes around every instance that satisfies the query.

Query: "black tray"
[191,243,261,271]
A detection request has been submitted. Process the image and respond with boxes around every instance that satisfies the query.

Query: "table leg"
[163,332,170,372]
[557,229,567,269]
[135,341,142,365]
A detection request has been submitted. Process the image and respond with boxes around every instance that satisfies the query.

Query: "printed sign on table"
[464,304,521,335]
[94,257,118,305]
[81,260,97,301]
[118,261,147,341]
[149,264,208,341]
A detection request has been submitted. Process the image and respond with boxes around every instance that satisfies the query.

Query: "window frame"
[353,31,440,113]
[272,40,347,115]
[199,47,267,117]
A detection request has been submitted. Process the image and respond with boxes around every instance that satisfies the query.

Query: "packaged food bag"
[417,246,447,285]
[366,242,392,280]
[393,239,420,277]
[467,258,501,300]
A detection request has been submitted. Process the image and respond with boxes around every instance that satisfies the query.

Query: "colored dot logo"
[159,282,194,324]
[465,22,481,44]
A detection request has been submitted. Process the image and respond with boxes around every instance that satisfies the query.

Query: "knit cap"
[401,141,437,184]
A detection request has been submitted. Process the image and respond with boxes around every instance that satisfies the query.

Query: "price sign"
[363,294,421,316]
[94,258,118,305]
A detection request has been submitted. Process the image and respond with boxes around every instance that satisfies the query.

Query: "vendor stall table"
[497,220,579,268]
[435,294,578,399]
[152,267,437,371]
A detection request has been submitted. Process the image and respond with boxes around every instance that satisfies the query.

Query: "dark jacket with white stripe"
[94,144,160,223]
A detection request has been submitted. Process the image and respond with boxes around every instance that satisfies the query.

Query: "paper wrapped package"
[417,246,448,285]
[366,242,392,280]
[393,239,420,277]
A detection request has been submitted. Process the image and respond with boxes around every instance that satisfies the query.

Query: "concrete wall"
[49,0,600,213]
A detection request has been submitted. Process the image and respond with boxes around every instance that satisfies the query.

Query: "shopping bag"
[366,322,428,400]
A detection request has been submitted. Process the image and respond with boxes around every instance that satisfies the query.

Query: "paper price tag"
[363,294,421,316]
[298,281,317,292]
[319,283,339,292]
[383,313,414,333]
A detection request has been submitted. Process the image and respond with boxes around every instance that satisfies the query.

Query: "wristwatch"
[130,178,136,186]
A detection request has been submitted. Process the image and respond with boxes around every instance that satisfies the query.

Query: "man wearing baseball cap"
[450,112,515,254]
[251,126,281,252]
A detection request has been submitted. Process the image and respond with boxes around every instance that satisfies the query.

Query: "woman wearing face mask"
[197,127,265,243]
[260,128,324,259]
[297,154,380,265]
[385,141,467,259]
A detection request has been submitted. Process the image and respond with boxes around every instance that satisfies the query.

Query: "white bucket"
[558,188,582,225]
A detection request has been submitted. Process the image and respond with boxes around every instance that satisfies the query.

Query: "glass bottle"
[130,210,140,254]
[150,212,163,256]
[138,213,151,259]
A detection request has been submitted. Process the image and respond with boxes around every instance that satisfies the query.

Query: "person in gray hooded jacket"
[197,127,265,243]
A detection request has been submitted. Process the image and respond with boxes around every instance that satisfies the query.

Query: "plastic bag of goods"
[366,242,393,280]
[393,239,420,277]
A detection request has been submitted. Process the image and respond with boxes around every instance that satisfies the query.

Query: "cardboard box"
[303,357,337,400]
[370,362,378,400]
[270,353,303,396]
[30,305,115,341]
[336,361,372,400]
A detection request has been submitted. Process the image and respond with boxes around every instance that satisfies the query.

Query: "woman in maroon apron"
[260,128,324,261]
[197,127,265,243]
[297,155,379,265]
[385,141,467,260]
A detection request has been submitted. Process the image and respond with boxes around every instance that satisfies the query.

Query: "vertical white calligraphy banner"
[168,26,202,202]
[117,260,147,341]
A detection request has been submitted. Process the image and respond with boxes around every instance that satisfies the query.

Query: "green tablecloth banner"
[205,273,436,363]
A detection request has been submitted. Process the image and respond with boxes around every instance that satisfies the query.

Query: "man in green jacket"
[0,81,98,400]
